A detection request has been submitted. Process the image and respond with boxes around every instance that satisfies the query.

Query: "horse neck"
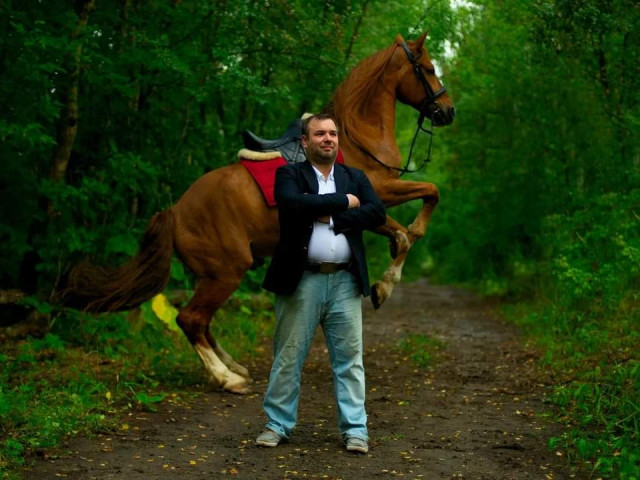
[331,67,403,173]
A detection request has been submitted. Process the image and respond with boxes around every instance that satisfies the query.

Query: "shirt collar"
[311,164,334,182]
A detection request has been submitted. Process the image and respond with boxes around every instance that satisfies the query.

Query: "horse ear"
[395,34,405,45]
[415,30,429,52]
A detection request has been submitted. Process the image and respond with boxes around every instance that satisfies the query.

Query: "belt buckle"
[319,262,336,274]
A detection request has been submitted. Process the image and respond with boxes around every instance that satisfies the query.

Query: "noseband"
[361,41,448,176]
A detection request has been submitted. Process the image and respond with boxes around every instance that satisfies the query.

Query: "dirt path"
[27,280,576,479]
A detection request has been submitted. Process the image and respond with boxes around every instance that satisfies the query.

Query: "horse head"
[392,32,455,127]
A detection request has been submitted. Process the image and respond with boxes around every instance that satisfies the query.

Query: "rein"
[360,41,447,177]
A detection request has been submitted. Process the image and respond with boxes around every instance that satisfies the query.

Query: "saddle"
[239,118,307,164]
[238,117,345,208]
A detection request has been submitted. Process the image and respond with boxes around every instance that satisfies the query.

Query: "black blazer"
[263,160,386,296]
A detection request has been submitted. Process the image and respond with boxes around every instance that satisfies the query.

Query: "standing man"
[258,113,386,454]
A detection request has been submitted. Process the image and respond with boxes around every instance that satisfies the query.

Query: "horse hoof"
[223,377,252,395]
[230,365,252,382]
[371,284,381,309]
[226,383,252,395]
[371,282,388,309]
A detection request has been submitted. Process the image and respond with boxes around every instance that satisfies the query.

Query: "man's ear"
[301,135,308,148]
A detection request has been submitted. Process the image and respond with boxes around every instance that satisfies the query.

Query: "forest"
[1,0,638,478]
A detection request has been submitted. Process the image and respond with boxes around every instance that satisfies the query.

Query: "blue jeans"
[263,270,368,441]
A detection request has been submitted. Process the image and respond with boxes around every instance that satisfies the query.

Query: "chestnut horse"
[62,32,455,394]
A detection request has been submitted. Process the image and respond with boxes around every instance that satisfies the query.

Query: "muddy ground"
[26,280,578,479]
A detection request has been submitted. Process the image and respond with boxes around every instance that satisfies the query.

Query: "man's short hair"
[302,113,339,137]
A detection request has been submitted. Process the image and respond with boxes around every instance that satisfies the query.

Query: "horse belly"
[172,164,280,260]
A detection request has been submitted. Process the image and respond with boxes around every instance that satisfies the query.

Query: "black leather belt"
[305,262,351,274]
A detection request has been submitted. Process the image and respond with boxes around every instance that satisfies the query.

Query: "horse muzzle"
[427,104,455,126]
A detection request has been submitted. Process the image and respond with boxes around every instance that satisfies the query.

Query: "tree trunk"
[19,1,95,293]
[49,0,96,184]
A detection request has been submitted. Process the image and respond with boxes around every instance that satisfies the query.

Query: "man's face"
[302,118,339,165]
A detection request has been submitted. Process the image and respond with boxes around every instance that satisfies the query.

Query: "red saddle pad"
[240,151,344,207]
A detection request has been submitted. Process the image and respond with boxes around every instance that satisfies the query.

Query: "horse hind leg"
[177,277,252,394]
[205,329,250,379]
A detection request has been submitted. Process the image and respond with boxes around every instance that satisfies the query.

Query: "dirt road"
[27,280,576,479]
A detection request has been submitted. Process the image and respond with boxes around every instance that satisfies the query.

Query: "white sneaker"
[345,437,369,453]
[256,429,282,447]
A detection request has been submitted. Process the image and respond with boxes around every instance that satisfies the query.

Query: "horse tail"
[60,209,175,312]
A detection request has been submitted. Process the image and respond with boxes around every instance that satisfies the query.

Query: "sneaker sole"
[346,445,368,453]
[256,440,279,447]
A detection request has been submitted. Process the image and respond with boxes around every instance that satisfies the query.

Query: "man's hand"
[347,194,360,209]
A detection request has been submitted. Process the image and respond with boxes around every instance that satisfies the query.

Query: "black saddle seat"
[242,118,307,164]
[243,118,303,150]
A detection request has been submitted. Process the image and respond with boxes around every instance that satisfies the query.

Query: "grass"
[0,291,274,480]
[398,333,445,369]
[505,299,640,479]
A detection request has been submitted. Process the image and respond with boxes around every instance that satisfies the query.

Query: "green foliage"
[430,0,639,288]
[130,390,168,413]
[0,3,451,477]
[508,191,640,478]
[421,1,640,477]
[0,293,273,477]
[5,0,640,477]
[536,313,640,478]
[543,191,640,311]
[0,0,447,294]
[213,289,275,360]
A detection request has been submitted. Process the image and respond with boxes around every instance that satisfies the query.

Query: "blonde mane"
[330,44,397,154]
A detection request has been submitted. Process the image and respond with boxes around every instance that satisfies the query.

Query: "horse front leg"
[177,277,253,394]
[371,180,440,308]
[374,217,411,260]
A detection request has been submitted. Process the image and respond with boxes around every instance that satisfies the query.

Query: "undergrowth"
[509,301,640,479]
[0,291,274,480]
[502,191,640,479]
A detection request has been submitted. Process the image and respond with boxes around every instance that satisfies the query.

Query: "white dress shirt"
[306,165,352,264]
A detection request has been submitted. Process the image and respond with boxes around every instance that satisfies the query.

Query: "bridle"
[361,41,448,176]
[399,41,448,120]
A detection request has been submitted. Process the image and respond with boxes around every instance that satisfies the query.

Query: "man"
[258,113,386,454]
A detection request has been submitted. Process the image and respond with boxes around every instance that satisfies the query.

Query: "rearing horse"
[61,32,455,394]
